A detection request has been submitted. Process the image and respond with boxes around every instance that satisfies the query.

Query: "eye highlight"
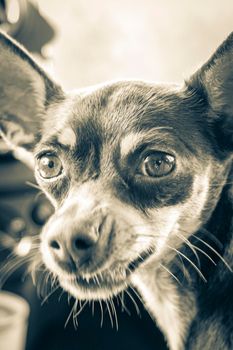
[36,153,63,180]
[138,151,175,178]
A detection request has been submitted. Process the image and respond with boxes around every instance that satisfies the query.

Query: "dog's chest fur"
[131,261,196,350]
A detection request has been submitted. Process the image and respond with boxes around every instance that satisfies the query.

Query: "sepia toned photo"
[0,1,232,349]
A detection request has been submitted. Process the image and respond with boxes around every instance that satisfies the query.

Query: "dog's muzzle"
[45,210,113,274]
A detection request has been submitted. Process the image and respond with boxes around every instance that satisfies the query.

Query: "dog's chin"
[59,271,128,300]
[57,248,156,301]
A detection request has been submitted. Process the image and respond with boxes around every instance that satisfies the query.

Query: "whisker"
[125,289,141,316]
[191,244,217,266]
[58,290,65,302]
[192,235,232,272]
[168,245,207,282]
[196,228,223,249]
[91,300,95,317]
[173,258,192,283]
[64,299,77,329]
[118,291,131,315]
[41,284,60,306]
[159,263,182,285]
[110,298,118,330]
[176,231,219,268]
[0,255,32,288]
[98,299,104,327]
[73,300,88,318]
[105,299,114,328]
[175,232,201,267]
[73,300,79,330]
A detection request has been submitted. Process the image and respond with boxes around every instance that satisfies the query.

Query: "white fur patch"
[57,127,76,148]
[132,272,185,350]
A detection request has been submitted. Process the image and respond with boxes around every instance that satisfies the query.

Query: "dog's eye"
[139,152,175,177]
[37,154,63,179]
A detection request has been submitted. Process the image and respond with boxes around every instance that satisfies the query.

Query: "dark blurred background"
[0,1,232,349]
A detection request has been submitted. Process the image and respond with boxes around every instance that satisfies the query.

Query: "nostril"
[74,237,92,250]
[49,239,60,250]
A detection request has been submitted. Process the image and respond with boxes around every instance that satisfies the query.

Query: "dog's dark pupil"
[48,160,55,169]
[154,159,162,167]
[145,154,173,177]
[147,158,163,172]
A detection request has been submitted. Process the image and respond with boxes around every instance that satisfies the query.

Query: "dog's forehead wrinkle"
[41,81,209,157]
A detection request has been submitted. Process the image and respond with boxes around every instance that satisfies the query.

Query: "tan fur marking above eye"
[120,132,142,158]
[57,127,76,148]
[120,127,173,158]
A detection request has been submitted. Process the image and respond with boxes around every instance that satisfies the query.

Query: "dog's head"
[1,32,233,300]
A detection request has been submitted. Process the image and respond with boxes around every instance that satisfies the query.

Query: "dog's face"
[0,32,233,300]
[37,82,230,300]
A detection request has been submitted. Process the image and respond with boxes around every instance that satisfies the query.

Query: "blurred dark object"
[0,157,53,280]
[0,0,55,55]
[0,0,56,154]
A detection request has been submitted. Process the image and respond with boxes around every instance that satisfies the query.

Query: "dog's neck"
[131,183,233,350]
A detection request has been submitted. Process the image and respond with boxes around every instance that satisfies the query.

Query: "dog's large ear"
[187,32,233,151]
[0,31,64,167]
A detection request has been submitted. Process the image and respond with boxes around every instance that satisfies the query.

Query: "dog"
[0,30,233,350]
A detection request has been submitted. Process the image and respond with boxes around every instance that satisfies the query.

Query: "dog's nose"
[48,224,100,272]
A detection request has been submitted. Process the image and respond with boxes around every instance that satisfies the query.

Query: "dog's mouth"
[62,247,155,295]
